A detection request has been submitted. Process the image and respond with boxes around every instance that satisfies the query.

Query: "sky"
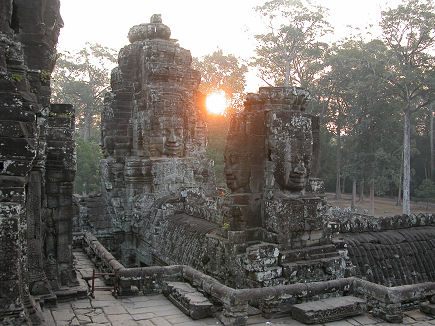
[57,0,403,92]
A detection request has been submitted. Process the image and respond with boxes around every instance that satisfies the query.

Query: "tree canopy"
[251,0,331,87]
[52,42,117,141]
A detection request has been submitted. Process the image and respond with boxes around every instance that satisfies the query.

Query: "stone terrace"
[41,249,435,326]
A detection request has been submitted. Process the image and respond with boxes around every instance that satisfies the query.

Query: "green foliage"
[74,138,103,194]
[40,70,50,84]
[10,73,23,83]
[414,179,435,202]
[49,111,74,118]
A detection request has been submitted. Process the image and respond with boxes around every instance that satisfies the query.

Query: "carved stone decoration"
[223,86,344,285]
[100,15,215,231]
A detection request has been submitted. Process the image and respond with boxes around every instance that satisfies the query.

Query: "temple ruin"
[0,1,86,325]
[0,8,434,326]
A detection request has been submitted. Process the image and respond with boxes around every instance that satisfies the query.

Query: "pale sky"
[57,0,402,92]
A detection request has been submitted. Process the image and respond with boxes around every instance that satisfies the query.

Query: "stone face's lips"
[164,143,182,156]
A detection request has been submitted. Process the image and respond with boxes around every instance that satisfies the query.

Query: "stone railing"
[74,232,434,325]
[352,278,435,323]
[328,212,434,233]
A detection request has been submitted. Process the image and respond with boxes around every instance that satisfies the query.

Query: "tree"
[414,179,435,210]
[319,39,404,207]
[193,50,248,185]
[371,0,435,214]
[74,138,103,194]
[193,49,248,112]
[430,102,435,179]
[318,41,360,199]
[251,0,331,87]
[193,49,247,95]
[52,43,117,141]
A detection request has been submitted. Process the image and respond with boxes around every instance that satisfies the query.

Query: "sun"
[206,90,228,115]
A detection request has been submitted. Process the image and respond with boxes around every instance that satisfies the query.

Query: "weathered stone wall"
[0,1,78,324]
[73,193,113,234]
[330,211,435,286]
[343,227,435,286]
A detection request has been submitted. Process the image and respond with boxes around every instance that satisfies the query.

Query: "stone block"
[250,266,282,282]
[291,296,366,324]
[162,281,215,320]
[420,302,435,316]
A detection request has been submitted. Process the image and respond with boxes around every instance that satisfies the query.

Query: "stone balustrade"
[74,232,435,325]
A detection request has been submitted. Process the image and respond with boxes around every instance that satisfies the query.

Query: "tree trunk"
[403,109,411,215]
[396,154,403,206]
[83,105,91,141]
[351,179,356,209]
[285,58,290,87]
[358,180,365,203]
[430,103,434,179]
[335,125,342,200]
[342,175,346,194]
[396,179,402,206]
[369,179,375,216]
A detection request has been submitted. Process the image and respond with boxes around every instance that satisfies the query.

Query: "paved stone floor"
[42,250,435,326]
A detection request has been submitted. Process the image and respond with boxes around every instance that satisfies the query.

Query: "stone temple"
[0,8,434,326]
[0,0,85,325]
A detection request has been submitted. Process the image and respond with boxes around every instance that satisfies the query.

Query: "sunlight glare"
[206,91,228,115]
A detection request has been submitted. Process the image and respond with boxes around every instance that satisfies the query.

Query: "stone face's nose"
[168,128,178,143]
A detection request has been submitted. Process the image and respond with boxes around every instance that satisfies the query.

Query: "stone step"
[162,281,215,320]
[290,296,367,324]
[279,244,337,264]
[420,302,435,316]
[54,278,88,302]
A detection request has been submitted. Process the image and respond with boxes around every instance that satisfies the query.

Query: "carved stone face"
[224,150,250,193]
[271,113,312,192]
[224,114,252,193]
[149,116,184,157]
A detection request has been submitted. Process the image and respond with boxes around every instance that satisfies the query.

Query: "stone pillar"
[219,300,249,326]
[45,103,77,287]
[0,0,64,323]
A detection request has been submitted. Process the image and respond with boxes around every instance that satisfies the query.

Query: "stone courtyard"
[40,249,435,326]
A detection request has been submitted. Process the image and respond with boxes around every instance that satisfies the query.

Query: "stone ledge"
[162,281,215,320]
[420,301,435,316]
[290,296,366,324]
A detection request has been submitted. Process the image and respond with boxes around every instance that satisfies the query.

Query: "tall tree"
[193,49,247,95]
[52,43,117,141]
[375,0,435,214]
[320,39,404,204]
[193,50,248,184]
[251,0,331,87]
[431,102,435,179]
